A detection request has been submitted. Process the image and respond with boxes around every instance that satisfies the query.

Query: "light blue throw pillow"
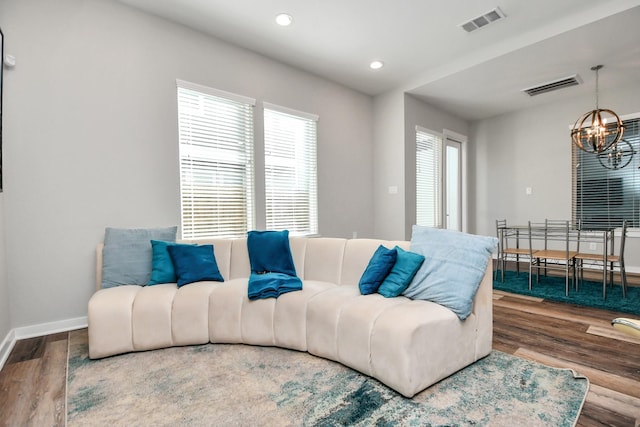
[148,240,195,285]
[101,227,178,288]
[378,246,425,298]
[358,245,397,295]
[167,244,224,287]
[402,225,497,320]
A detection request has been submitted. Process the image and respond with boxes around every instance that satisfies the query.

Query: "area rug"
[494,271,640,315]
[66,329,588,427]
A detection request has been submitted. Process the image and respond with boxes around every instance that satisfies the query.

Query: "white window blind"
[264,104,318,235]
[572,117,640,229]
[416,127,443,228]
[177,80,255,239]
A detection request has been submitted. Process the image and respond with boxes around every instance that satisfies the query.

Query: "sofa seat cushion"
[172,281,222,346]
[273,281,337,351]
[132,284,178,351]
[336,293,407,375]
[208,279,247,344]
[370,299,480,397]
[306,285,362,360]
[88,285,142,359]
[207,279,337,350]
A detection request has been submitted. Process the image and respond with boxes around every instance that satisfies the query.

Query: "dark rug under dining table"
[493,270,640,316]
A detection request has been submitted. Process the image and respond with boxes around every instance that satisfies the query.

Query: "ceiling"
[117,0,640,121]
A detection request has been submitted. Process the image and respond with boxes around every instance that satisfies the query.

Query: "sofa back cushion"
[97,236,412,289]
[303,238,346,283]
[341,239,387,286]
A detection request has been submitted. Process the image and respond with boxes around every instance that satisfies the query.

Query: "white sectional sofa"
[88,237,493,398]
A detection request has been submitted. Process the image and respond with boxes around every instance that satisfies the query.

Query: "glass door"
[444,139,462,231]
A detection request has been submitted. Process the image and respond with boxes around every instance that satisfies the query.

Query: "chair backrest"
[527,221,545,256]
[618,220,628,262]
[496,219,506,251]
[544,219,577,252]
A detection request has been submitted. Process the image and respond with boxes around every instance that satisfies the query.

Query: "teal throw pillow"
[167,244,224,287]
[358,245,397,295]
[247,230,297,276]
[148,240,195,285]
[402,226,497,320]
[101,226,177,288]
[378,246,425,298]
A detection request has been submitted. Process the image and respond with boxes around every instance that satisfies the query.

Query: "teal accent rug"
[494,271,640,315]
[66,330,588,426]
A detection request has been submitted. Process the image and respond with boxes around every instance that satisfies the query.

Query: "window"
[416,127,442,228]
[572,117,640,229]
[176,80,255,239]
[263,103,318,235]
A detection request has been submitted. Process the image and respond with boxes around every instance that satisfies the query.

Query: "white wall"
[0,0,374,328]
[470,81,640,270]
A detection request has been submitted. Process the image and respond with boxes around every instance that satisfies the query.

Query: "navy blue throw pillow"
[167,244,224,287]
[358,245,397,295]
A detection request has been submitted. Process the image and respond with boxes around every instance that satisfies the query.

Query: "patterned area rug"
[66,329,588,426]
[494,271,640,315]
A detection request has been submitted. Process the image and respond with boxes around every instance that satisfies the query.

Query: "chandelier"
[571,65,624,153]
[597,139,634,170]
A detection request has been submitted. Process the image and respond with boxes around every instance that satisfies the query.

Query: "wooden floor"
[1,292,639,426]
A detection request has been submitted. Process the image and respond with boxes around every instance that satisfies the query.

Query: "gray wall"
[470,81,640,271]
[372,89,405,240]
[0,0,374,327]
[403,94,469,239]
[372,90,469,241]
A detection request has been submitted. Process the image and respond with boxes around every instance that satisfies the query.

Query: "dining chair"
[495,219,530,282]
[528,220,577,296]
[541,219,580,277]
[575,220,628,299]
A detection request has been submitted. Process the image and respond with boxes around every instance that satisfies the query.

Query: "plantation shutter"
[177,80,255,239]
[263,103,318,235]
[572,117,640,229]
[416,126,443,228]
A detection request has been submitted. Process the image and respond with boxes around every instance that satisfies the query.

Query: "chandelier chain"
[591,64,603,109]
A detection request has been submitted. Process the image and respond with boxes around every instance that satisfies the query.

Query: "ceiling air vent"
[460,7,506,33]
[521,74,583,97]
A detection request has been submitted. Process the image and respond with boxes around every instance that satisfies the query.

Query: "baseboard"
[0,316,88,372]
[14,316,88,340]
[0,328,16,372]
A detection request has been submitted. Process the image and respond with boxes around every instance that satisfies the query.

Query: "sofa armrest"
[472,261,493,359]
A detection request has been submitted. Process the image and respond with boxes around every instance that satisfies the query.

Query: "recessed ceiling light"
[369,60,384,70]
[275,13,293,27]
